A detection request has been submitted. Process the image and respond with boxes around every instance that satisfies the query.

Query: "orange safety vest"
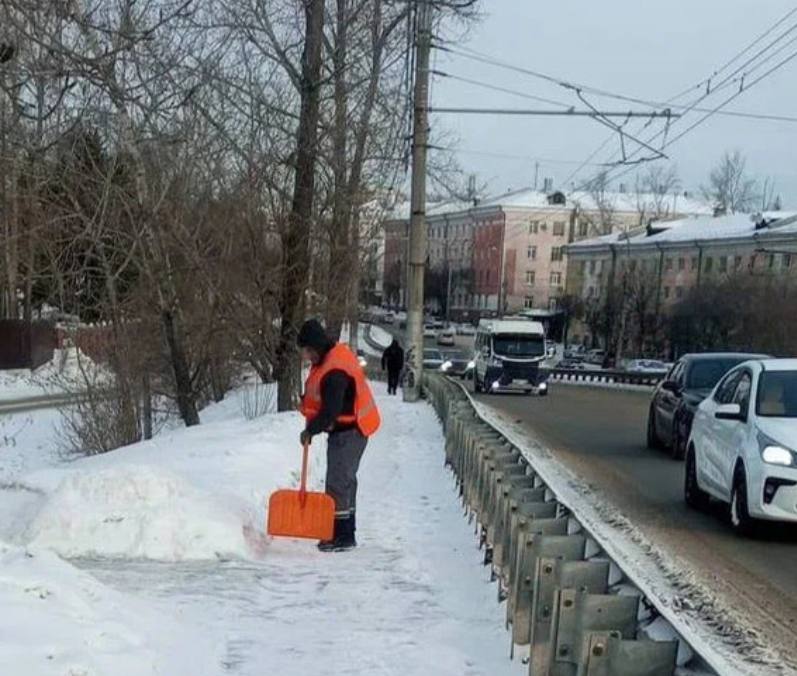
[300,343,381,437]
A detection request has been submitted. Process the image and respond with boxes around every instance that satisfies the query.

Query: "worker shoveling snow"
[1,383,524,675]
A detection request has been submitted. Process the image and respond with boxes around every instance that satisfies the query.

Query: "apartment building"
[565,211,797,346]
[382,186,710,318]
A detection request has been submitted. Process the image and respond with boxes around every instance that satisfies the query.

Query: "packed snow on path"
[3,382,524,675]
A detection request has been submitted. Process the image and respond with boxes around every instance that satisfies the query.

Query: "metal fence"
[424,373,713,676]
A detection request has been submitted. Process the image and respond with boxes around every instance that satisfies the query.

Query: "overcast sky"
[431,0,797,207]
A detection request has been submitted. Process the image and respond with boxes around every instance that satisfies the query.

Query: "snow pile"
[0,542,218,675]
[24,466,251,561]
[19,405,320,561]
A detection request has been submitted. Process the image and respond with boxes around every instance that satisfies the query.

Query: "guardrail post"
[547,590,639,676]
[583,633,678,676]
[530,559,611,675]
[509,534,586,647]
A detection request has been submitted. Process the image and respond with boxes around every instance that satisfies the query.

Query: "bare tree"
[635,163,681,224]
[701,150,760,215]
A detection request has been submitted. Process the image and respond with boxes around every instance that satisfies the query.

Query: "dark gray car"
[647,352,769,459]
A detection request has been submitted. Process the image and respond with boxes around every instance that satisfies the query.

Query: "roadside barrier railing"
[424,373,715,676]
[545,368,664,388]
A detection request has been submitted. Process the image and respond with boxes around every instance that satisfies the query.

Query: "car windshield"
[686,359,745,390]
[424,349,442,361]
[756,371,797,418]
[492,333,545,357]
[444,351,466,360]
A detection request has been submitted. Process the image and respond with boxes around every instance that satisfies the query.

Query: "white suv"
[685,358,797,534]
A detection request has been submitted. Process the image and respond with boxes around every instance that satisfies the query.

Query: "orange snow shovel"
[267,441,335,540]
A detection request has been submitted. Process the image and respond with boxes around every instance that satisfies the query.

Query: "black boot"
[317,515,356,552]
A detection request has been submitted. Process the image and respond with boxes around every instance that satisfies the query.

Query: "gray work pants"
[326,428,368,518]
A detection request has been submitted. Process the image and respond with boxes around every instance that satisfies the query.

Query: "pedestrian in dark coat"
[381,339,404,395]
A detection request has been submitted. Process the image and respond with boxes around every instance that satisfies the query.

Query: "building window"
[749,254,757,269]
[551,247,563,262]
[529,221,539,235]
[578,221,588,238]
[553,221,566,236]
[768,253,776,269]
[629,259,637,272]
[550,271,562,285]
[784,253,792,268]
[527,245,537,260]
[663,286,671,299]
[596,260,603,273]
[587,286,595,298]
[524,296,534,309]
[525,270,535,286]
[676,286,684,299]
[690,256,698,271]
[678,258,685,271]
[719,256,727,273]
[704,256,713,273]
[548,298,558,310]
[579,260,586,273]
[734,255,742,269]
[665,258,673,271]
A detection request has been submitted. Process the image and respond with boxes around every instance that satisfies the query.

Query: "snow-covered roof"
[568,212,797,252]
[475,187,712,216]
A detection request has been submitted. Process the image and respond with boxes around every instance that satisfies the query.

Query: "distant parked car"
[432,318,445,329]
[585,349,605,365]
[555,358,586,370]
[422,348,445,370]
[626,359,669,374]
[564,345,586,359]
[647,352,769,459]
[436,328,456,346]
[423,324,436,339]
[686,358,797,534]
[382,311,395,325]
[457,323,476,336]
[440,350,471,378]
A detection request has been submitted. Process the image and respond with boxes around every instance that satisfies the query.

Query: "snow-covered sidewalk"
[1,384,524,675]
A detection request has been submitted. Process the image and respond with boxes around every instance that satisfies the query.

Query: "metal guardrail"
[545,368,664,388]
[424,373,715,676]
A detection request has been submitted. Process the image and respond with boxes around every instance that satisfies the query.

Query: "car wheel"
[684,447,710,511]
[670,420,686,460]
[729,467,756,536]
[646,407,661,450]
[538,388,548,397]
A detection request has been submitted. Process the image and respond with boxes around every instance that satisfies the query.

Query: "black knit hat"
[297,319,332,351]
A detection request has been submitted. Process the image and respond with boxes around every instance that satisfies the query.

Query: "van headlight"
[467,360,475,370]
[758,431,796,466]
[441,360,452,372]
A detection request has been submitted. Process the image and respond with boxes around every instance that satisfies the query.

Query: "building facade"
[382,187,711,319]
[565,211,797,349]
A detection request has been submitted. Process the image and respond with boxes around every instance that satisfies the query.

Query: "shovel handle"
[299,440,310,497]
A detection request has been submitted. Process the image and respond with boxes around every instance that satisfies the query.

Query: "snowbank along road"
[473,383,797,672]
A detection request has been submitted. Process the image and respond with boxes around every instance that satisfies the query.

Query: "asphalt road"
[472,384,797,666]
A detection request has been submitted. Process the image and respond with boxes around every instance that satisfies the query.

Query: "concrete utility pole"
[403,0,432,402]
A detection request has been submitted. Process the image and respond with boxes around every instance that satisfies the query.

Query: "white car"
[436,328,456,346]
[686,358,797,534]
[423,324,436,339]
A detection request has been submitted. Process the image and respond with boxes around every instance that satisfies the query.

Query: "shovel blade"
[267,489,335,540]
